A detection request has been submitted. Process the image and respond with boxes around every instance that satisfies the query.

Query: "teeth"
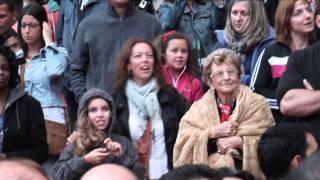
[141,66,149,70]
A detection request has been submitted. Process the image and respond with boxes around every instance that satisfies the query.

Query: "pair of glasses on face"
[21,23,40,29]
[210,69,238,79]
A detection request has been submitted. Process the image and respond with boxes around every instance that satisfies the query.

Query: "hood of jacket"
[78,88,116,136]
[4,88,27,112]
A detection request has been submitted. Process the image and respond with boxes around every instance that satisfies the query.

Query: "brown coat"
[173,85,274,179]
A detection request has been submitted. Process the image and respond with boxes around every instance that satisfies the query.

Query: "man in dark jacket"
[69,0,161,102]
[277,10,320,142]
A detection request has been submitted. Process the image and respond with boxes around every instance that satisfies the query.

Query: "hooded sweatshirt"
[53,88,144,180]
[1,88,48,164]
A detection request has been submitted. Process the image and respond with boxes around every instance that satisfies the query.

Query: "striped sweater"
[250,42,291,121]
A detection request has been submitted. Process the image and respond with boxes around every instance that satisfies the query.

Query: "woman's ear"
[290,155,303,170]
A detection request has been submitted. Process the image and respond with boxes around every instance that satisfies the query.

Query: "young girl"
[157,31,204,103]
[53,88,143,180]
[17,3,68,154]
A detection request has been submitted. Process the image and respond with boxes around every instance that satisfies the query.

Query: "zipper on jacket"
[15,103,21,129]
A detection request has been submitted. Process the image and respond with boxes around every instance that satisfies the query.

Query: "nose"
[304,10,313,19]
[221,71,231,79]
[24,26,31,33]
[97,109,104,117]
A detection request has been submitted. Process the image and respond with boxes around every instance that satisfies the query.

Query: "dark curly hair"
[0,45,19,88]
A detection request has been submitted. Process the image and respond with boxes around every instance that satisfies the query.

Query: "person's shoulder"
[134,9,159,22]
[264,42,290,54]
[291,41,320,61]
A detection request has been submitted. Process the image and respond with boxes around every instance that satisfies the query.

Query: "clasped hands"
[209,121,243,154]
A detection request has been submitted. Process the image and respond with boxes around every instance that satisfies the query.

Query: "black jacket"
[112,87,189,169]
[277,42,320,142]
[2,88,48,164]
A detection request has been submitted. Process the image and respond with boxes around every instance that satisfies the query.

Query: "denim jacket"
[23,43,68,108]
[158,0,228,57]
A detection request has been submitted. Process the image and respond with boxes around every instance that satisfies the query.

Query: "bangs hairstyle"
[74,98,107,156]
[17,3,47,58]
[154,31,199,76]
[203,48,241,84]
[275,0,312,45]
[113,38,166,91]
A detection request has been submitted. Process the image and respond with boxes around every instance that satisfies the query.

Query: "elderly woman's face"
[127,42,154,86]
[209,63,240,95]
[230,0,250,33]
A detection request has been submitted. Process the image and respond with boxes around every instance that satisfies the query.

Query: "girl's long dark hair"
[17,3,47,58]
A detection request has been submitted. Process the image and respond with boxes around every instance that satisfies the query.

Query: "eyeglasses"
[210,69,238,79]
[21,23,40,29]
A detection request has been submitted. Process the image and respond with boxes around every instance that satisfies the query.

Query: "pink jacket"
[162,65,204,103]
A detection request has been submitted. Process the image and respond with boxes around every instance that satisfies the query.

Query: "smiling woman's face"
[209,62,240,96]
[127,42,155,86]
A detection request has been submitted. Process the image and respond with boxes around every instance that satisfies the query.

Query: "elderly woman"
[112,38,189,179]
[214,0,276,85]
[173,48,274,178]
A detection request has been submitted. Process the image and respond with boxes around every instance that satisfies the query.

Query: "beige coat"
[173,85,274,179]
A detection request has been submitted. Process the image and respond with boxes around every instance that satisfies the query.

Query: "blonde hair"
[74,99,107,156]
[203,48,241,84]
[224,0,269,52]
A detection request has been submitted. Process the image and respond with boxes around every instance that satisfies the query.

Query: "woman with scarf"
[214,0,276,85]
[173,48,274,179]
[112,38,189,179]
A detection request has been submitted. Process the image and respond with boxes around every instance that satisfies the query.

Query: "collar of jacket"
[105,0,136,18]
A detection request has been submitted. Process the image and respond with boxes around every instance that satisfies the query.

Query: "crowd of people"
[0,0,320,179]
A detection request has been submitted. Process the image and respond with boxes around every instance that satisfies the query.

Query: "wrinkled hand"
[66,131,79,145]
[209,121,238,139]
[42,22,53,46]
[104,138,123,157]
[84,147,110,165]
[216,136,243,154]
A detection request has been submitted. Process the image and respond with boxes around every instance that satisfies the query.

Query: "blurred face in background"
[230,0,250,34]
[21,15,41,46]
[0,53,10,89]
[290,0,314,36]
[0,4,16,35]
